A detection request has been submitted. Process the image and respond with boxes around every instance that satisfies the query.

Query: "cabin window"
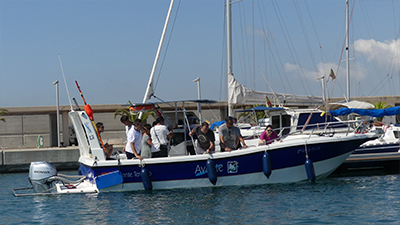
[297,113,347,130]
[271,115,291,136]
[394,131,399,139]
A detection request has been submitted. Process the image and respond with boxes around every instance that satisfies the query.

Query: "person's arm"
[130,142,143,160]
[189,126,198,137]
[238,135,247,148]
[259,132,266,145]
[167,130,173,139]
[106,144,113,158]
[220,135,231,152]
[207,141,215,154]
[147,138,153,146]
[273,131,281,142]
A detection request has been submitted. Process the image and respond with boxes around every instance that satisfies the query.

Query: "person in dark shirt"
[189,122,215,154]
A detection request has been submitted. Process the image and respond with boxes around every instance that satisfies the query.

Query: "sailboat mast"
[346,0,350,101]
[140,0,175,118]
[227,0,233,116]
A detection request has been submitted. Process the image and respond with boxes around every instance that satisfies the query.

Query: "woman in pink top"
[259,125,279,145]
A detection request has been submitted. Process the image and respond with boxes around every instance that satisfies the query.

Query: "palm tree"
[237,104,267,124]
[373,101,392,122]
[0,108,8,123]
[113,102,156,123]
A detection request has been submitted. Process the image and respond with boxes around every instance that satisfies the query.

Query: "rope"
[304,141,309,159]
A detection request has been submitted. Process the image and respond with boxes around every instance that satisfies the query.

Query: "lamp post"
[192,77,202,122]
[52,80,60,147]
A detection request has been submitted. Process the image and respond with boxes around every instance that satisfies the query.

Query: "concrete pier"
[1,147,80,173]
[0,146,124,173]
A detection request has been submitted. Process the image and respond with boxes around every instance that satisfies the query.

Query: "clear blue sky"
[1,0,399,107]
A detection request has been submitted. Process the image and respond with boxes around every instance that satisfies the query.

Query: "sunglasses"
[267,129,273,132]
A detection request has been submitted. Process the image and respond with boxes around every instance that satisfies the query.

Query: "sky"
[0,0,399,108]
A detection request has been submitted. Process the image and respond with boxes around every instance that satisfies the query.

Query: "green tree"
[0,108,8,123]
[373,101,392,122]
[113,102,156,123]
[237,104,267,124]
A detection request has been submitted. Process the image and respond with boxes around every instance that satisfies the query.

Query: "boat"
[354,123,400,155]
[72,105,376,192]
[13,0,378,196]
[328,106,400,172]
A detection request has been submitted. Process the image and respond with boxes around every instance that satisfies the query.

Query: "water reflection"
[2,173,400,224]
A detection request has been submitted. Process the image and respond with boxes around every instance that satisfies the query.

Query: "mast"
[140,0,175,118]
[227,0,233,116]
[346,0,350,101]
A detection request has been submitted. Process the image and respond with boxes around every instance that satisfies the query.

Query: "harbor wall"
[0,147,80,173]
[1,97,399,149]
[0,103,223,149]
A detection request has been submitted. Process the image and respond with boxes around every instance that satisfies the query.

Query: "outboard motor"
[29,161,57,193]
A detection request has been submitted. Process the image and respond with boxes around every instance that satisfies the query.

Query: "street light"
[52,80,60,147]
[192,77,202,122]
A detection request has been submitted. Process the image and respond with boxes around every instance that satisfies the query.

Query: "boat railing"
[276,119,372,140]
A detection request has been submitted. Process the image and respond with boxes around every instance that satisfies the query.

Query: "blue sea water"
[1,172,400,224]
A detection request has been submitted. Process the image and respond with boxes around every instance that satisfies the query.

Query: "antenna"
[58,54,73,111]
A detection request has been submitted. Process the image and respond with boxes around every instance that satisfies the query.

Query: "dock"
[332,152,400,176]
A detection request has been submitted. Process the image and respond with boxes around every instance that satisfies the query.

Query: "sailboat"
[13,0,377,196]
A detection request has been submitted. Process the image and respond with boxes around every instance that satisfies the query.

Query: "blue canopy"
[210,121,226,130]
[235,106,285,112]
[329,106,400,117]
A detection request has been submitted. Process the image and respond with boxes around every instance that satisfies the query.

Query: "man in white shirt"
[120,116,143,160]
[150,116,173,157]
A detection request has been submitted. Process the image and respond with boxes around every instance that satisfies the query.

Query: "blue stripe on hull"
[79,138,365,187]
[354,143,400,154]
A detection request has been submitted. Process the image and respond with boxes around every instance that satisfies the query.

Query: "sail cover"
[228,74,322,106]
[329,106,400,117]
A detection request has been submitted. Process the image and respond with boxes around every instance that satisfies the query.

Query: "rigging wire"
[153,0,182,93]
[358,1,386,87]
[258,0,290,93]
[272,0,312,96]
[237,3,246,85]
[293,1,319,77]
[358,0,400,97]
[303,0,333,84]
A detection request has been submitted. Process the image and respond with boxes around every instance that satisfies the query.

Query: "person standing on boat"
[150,116,173,157]
[120,116,143,160]
[259,125,279,145]
[141,124,154,159]
[96,122,114,159]
[189,122,215,154]
[219,116,247,152]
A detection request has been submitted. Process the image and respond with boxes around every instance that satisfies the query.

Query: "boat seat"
[169,141,187,157]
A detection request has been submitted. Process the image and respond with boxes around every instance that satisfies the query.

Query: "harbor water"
[1,172,400,224]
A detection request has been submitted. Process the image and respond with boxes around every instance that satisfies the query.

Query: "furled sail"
[228,74,322,106]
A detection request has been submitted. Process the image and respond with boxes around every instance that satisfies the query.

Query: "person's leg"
[125,152,135,159]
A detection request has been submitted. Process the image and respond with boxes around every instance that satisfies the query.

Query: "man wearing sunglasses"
[219,116,247,152]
